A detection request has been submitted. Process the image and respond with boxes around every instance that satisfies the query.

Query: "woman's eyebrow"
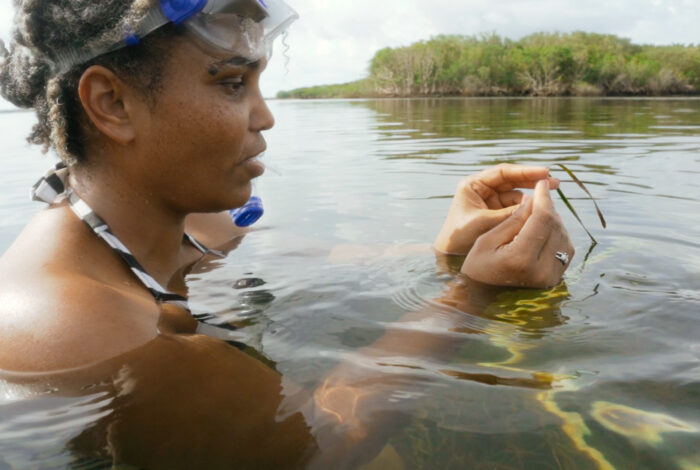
[208,56,261,74]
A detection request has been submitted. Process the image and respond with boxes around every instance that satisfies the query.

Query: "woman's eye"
[221,77,244,94]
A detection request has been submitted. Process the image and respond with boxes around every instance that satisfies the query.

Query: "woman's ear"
[78,66,141,145]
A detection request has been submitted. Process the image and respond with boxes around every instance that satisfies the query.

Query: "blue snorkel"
[230,194,264,227]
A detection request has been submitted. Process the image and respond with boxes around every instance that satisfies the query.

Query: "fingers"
[480,204,521,233]
[482,194,534,247]
[498,190,524,207]
[516,180,558,250]
[483,189,522,210]
[521,180,556,239]
[540,226,568,271]
[476,164,560,192]
[534,221,575,286]
[517,179,575,286]
[463,165,560,207]
[534,178,555,212]
[461,176,575,289]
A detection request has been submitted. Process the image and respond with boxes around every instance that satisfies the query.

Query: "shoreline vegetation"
[277,32,700,99]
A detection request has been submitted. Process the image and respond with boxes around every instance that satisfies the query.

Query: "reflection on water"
[1,98,700,468]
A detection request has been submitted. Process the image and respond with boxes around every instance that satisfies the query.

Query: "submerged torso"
[0,191,316,469]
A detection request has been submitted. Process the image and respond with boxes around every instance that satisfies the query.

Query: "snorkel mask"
[52,0,298,74]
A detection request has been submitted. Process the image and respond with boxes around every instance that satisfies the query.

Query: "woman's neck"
[69,161,194,288]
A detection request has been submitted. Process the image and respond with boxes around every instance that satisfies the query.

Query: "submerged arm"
[308,164,575,466]
[173,165,574,467]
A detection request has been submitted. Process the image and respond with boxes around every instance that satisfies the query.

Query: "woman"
[0,0,573,467]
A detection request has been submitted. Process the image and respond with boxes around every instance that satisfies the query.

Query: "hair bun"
[0,38,51,108]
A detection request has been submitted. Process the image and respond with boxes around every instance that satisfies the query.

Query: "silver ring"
[555,251,569,266]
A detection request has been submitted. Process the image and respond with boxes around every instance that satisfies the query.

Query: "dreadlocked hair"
[0,0,178,164]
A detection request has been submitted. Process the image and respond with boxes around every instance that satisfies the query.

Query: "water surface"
[1,98,699,469]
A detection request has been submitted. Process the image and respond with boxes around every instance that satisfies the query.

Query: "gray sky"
[1,0,699,108]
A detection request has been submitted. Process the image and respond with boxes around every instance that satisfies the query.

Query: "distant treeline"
[277,32,700,98]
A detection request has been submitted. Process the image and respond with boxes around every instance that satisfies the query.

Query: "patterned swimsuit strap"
[31,162,221,319]
[67,191,192,309]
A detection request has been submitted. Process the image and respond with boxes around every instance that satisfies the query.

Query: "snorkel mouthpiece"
[230,196,264,227]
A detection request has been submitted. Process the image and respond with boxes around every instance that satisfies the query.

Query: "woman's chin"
[227,187,253,210]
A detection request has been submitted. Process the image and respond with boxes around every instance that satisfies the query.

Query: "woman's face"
[134,36,274,214]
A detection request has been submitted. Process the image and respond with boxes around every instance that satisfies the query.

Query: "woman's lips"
[242,151,266,177]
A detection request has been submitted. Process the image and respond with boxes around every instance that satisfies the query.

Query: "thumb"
[482,195,533,247]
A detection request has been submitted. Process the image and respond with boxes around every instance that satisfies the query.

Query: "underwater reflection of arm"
[308,274,571,468]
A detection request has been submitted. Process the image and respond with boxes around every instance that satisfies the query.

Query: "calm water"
[1,98,699,469]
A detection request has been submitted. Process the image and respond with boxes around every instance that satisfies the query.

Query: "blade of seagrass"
[555,187,597,245]
[555,163,607,229]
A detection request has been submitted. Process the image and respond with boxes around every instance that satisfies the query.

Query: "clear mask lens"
[187,0,297,60]
[186,14,267,60]
[205,0,268,21]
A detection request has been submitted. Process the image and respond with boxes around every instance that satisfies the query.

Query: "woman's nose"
[250,92,275,132]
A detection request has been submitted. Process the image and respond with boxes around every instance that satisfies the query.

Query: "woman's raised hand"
[461,178,575,288]
[434,164,561,255]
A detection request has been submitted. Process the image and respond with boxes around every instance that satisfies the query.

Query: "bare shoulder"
[0,207,160,373]
[0,272,159,372]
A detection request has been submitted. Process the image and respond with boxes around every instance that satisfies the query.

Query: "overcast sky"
[1,0,699,107]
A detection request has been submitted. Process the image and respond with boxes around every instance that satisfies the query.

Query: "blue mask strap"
[161,0,208,25]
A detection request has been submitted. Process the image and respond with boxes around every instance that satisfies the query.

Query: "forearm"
[309,276,508,460]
